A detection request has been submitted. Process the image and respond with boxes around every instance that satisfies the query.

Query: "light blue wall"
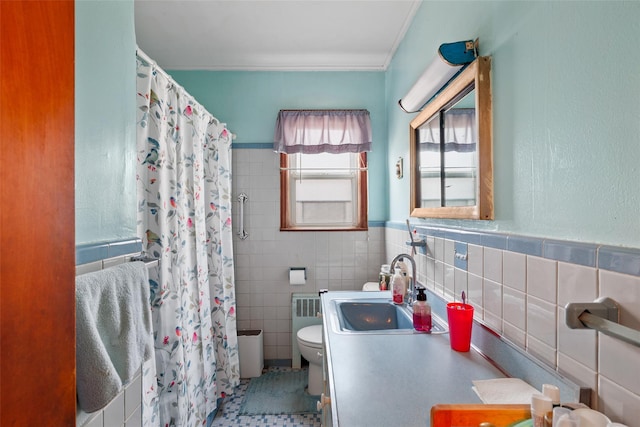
[75,0,137,245]
[75,1,640,248]
[168,70,389,221]
[387,1,640,247]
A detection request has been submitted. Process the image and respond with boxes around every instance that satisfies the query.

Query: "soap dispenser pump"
[413,287,432,332]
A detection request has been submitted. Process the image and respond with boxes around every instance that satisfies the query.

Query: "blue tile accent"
[481,232,508,250]
[454,241,468,270]
[76,242,109,265]
[507,235,543,257]
[543,239,597,267]
[76,237,142,266]
[367,221,386,227]
[108,238,142,258]
[598,245,640,276]
[231,142,273,150]
[386,221,640,277]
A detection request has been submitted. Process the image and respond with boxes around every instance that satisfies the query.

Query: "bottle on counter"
[531,394,553,427]
[412,287,432,332]
[396,259,411,290]
[391,267,406,305]
[378,264,391,290]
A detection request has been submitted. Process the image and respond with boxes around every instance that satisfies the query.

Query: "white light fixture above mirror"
[398,39,478,113]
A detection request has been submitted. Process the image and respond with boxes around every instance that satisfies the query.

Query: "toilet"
[296,324,323,395]
[362,281,379,291]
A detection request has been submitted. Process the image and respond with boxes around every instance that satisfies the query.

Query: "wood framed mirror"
[410,57,493,220]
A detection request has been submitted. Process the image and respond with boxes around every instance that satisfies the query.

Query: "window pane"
[280,152,367,230]
[293,178,354,225]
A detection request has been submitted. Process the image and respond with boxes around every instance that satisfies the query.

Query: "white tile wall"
[383,227,640,426]
[232,148,385,361]
[79,373,142,427]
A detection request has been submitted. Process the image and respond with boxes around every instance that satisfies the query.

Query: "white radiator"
[291,293,323,369]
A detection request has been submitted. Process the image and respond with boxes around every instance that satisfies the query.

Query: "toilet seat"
[297,325,322,348]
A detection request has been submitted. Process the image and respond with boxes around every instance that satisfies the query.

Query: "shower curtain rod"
[135,47,236,139]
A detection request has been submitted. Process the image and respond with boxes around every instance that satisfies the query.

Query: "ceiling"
[134,0,422,71]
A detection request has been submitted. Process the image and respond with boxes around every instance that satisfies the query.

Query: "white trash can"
[238,329,264,378]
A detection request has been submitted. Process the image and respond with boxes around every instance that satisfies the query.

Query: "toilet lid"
[297,325,322,346]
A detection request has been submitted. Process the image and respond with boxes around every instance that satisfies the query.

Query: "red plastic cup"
[446,302,474,352]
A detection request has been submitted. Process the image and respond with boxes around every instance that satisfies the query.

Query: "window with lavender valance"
[274,109,372,154]
[419,108,476,152]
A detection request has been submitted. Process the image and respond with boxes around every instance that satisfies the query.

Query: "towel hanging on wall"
[398,39,477,113]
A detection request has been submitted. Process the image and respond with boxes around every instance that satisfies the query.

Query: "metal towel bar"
[565,297,640,348]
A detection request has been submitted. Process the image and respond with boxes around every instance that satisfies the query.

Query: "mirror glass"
[410,57,493,220]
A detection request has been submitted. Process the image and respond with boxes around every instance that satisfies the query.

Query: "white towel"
[76,262,153,412]
[472,378,540,404]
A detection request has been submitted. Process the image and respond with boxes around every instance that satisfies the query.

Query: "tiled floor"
[210,367,321,427]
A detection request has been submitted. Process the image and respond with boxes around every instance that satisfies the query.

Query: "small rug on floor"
[238,369,319,415]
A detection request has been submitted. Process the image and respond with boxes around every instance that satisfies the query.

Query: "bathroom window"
[274,109,371,231]
[280,152,368,230]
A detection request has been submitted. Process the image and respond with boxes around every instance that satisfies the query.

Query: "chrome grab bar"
[237,192,249,240]
[565,297,640,348]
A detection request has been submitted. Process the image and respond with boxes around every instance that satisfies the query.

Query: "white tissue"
[472,378,540,404]
[289,268,306,285]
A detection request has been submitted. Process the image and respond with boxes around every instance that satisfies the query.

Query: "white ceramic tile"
[124,373,142,419]
[76,260,103,276]
[503,321,526,349]
[454,268,468,303]
[467,244,484,277]
[598,375,640,426]
[484,310,502,334]
[503,286,526,330]
[527,256,557,303]
[444,239,455,266]
[483,247,503,283]
[527,295,557,347]
[599,269,640,330]
[526,335,556,368]
[557,307,597,370]
[557,262,598,306]
[483,278,502,321]
[433,237,445,262]
[426,236,436,259]
[125,404,142,427]
[444,265,455,298]
[83,412,103,427]
[503,251,526,292]
[103,390,125,426]
[599,334,640,396]
[467,273,484,317]
[102,256,126,270]
[434,260,444,287]
[557,352,597,408]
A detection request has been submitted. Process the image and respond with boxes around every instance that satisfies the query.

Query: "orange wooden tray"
[431,404,531,427]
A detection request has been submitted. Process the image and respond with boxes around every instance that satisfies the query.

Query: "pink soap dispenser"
[413,287,432,332]
[391,267,406,304]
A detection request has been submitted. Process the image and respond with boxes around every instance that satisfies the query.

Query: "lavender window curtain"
[274,109,372,154]
[419,108,476,152]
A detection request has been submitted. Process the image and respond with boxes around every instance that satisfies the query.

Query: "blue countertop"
[321,290,507,427]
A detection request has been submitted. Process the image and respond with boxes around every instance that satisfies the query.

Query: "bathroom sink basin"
[330,299,446,334]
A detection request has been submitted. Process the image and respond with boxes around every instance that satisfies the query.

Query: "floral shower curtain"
[136,54,239,427]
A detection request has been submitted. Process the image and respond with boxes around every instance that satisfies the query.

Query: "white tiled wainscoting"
[79,371,142,427]
[385,223,640,426]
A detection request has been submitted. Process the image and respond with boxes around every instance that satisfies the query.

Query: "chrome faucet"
[390,253,416,306]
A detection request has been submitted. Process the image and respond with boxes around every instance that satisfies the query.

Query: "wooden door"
[1,1,76,425]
